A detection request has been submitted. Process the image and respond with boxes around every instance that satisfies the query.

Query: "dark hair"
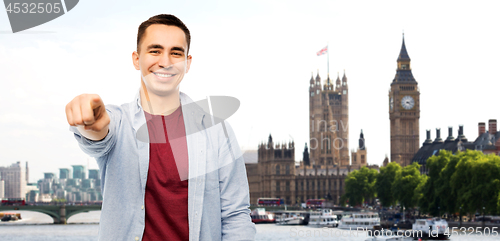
[137,14,191,54]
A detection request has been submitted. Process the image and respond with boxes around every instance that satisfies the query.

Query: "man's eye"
[150,50,160,54]
[172,52,182,56]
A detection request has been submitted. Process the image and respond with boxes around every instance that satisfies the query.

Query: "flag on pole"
[316,46,328,56]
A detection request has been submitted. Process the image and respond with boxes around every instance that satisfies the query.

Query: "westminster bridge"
[0,203,101,224]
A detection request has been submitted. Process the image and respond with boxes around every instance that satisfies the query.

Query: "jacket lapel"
[130,91,150,195]
[180,92,208,241]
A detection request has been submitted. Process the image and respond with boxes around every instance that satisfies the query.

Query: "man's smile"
[153,72,177,78]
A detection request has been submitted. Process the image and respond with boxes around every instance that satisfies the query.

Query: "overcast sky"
[1,0,499,183]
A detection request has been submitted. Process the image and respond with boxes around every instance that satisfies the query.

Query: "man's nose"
[158,55,174,69]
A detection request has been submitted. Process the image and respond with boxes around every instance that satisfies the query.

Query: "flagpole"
[327,42,329,78]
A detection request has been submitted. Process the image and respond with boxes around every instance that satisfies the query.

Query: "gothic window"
[327,136,331,154]
[276,181,280,192]
[286,165,290,175]
[286,181,290,191]
[276,165,280,175]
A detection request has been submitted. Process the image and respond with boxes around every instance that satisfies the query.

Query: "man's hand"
[66,94,110,141]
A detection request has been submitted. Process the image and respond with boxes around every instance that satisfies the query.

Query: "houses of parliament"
[245,37,420,205]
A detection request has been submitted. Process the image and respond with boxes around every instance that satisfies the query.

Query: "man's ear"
[132,51,140,70]
[185,55,192,73]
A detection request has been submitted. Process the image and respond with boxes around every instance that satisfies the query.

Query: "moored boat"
[308,209,339,227]
[1,213,20,222]
[250,208,275,224]
[338,212,381,230]
[412,218,450,239]
[364,235,413,241]
[275,211,309,225]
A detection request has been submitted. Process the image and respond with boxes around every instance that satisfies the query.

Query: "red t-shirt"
[142,106,189,241]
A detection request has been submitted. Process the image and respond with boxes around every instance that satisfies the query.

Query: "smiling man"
[65,14,256,241]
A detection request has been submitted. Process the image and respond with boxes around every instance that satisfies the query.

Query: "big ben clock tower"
[389,35,420,167]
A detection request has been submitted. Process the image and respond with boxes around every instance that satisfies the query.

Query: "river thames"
[0,211,498,241]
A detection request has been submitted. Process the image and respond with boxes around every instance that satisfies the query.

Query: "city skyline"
[1,1,499,182]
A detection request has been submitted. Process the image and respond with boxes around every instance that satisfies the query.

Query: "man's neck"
[140,87,180,116]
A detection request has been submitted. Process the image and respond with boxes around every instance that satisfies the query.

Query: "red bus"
[306,199,325,208]
[1,198,26,206]
[257,198,284,206]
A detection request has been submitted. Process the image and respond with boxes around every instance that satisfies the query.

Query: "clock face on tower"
[401,96,415,110]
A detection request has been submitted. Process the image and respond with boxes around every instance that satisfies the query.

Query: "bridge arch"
[0,205,101,224]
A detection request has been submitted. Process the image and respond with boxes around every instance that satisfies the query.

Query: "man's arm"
[218,120,256,241]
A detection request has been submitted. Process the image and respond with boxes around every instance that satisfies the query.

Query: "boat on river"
[250,208,275,224]
[308,209,339,227]
[412,218,450,239]
[275,211,309,225]
[338,212,381,230]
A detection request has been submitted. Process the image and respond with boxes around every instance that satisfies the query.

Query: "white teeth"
[154,73,174,78]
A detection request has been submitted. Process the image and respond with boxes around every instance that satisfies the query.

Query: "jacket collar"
[130,89,206,133]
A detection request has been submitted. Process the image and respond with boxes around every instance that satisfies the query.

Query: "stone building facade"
[245,68,377,205]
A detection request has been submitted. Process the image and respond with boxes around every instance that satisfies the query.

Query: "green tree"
[436,151,461,215]
[451,150,500,216]
[342,167,378,206]
[418,150,451,216]
[414,174,428,214]
[393,162,425,210]
[375,162,401,207]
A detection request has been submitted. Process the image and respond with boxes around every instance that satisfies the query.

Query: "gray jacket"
[70,91,256,241]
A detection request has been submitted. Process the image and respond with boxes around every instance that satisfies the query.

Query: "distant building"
[245,135,378,205]
[26,190,39,202]
[470,119,500,155]
[44,173,55,179]
[88,169,99,180]
[389,36,421,167]
[72,165,86,179]
[0,178,4,199]
[246,64,381,205]
[39,172,57,195]
[412,121,500,174]
[351,130,368,169]
[382,156,389,167]
[60,168,71,179]
[0,161,26,199]
[25,162,29,184]
[25,183,39,202]
[412,127,468,174]
[82,179,95,189]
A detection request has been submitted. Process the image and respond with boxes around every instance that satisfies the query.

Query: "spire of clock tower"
[393,34,416,84]
[398,34,411,62]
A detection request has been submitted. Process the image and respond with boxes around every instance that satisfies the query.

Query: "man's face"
[133,24,191,97]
